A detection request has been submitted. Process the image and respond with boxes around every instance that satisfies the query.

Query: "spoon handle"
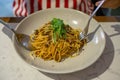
[0,19,16,34]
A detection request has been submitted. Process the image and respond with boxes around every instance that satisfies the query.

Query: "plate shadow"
[40,32,115,80]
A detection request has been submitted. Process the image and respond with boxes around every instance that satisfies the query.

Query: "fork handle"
[90,0,105,21]
[84,0,105,34]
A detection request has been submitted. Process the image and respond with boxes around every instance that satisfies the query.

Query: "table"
[1,16,120,22]
[0,17,120,80]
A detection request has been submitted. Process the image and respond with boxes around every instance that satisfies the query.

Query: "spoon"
[79,0,105,40]
[0,19,33,51]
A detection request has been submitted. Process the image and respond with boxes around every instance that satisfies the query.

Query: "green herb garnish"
[51,18,66,42]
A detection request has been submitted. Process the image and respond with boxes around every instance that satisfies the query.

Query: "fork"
[79,0,105,40]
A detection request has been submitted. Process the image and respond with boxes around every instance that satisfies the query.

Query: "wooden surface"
[0,16,120,23]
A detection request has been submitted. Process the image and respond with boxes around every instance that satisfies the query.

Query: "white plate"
[13,8,106,74]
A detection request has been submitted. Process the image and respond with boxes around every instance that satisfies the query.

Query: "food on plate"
[30,18,86,62]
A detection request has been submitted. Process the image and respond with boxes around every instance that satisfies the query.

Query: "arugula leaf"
[51,18,66,42]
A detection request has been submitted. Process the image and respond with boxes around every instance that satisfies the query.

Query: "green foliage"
[51,18,66,42]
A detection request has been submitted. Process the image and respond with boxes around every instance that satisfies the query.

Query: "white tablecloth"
[0,22,120,80]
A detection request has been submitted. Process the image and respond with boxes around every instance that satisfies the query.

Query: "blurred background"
[0,0,120,17]
[0,0,14,17]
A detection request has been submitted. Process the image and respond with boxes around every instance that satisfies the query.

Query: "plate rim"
[12,8,106,74]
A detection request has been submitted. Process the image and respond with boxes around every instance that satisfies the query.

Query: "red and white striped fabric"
[13,0,94,17]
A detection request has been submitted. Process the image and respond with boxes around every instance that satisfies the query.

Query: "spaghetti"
[30,18,86,62]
